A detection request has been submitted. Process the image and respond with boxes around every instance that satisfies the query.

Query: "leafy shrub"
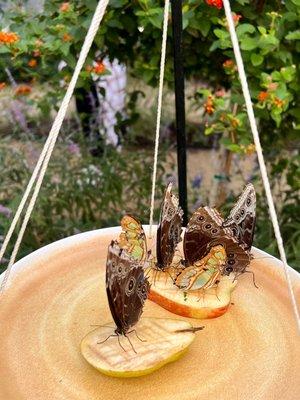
[0,138,170,272]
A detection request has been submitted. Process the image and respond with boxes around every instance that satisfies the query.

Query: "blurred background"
[0,0,299,271]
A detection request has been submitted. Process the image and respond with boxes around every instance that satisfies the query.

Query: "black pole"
[171,0,188,226]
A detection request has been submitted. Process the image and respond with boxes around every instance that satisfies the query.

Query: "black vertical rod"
[171,0,188,225]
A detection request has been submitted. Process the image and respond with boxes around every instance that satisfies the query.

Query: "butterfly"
[119,215,148,262]
[156,183,183,270]
[175,245,226,291]
[222,183,256,251]
[183,183,256,277]
[106,240,150,337]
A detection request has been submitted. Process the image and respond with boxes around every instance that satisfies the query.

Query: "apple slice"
[148,268,237,319]
[81,317,201,378]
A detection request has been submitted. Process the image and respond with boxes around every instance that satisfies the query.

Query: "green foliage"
[0,138,169,272]
[0,1,299,267]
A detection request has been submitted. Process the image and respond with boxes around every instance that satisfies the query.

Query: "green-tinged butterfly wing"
[175,245,226,290]
[119,215,147,262]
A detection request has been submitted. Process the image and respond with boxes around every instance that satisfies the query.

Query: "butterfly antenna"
[90,324,114,329]
[97,333,118,345]
[124,333,137,354]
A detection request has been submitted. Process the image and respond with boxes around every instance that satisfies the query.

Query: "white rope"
[149,0,170,238]
[0,0,110,293]
[223,0,300,333]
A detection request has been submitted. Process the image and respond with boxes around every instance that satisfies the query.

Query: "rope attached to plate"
[0,0,110,294]
[223,0,300,333]
[149,0,170,238]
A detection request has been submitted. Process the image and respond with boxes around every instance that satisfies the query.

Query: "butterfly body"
[106,240,150,335]
[175,245,226,290]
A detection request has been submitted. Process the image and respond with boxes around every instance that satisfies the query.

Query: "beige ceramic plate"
[0,227,299,400]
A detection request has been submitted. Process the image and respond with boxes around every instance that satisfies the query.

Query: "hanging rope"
[223,0,300,333]
[149,0,170,238]
[0,0,110,294]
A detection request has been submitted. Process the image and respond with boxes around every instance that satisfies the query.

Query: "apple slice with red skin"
[148,268,237,319]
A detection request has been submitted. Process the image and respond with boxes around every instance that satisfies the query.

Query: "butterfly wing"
[119,215,147,261]
[175,245,226,290]
[106,241,150,334]
[223,183,256,250]
[156,183,183,270]
[183,207,251,275]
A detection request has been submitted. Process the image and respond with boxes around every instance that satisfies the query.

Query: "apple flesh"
[148,268,237,319]
[81,317,199,378]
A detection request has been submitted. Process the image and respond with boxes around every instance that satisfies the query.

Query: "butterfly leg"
[97,333,118,346]
[196,288,206,303]
[242,269,259,288]
[124,333,137,354]
[127,329,147,343]
[213,281,221,302]
[117,333,127,353]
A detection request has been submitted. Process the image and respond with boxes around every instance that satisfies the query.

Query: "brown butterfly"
[222,183,256,251]
[184,184,256,276]
[156,183,183,270]
[183,206,251,276]
[104,240,150,349]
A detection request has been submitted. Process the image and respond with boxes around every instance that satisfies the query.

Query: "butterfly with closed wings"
[162,183,256,292]
[99,240,150,352]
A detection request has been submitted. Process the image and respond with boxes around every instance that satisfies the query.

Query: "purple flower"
[67,142,81,156]
[0,205,12,218]
[192,174,202,189]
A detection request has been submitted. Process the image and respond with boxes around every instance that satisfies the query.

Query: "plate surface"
[0,227,299,400]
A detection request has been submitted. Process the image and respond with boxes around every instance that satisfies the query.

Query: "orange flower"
[206,0,223,9]
[0,82,6,90]
[223,59,235,70]
[62,33,72,42]
[0,31,19,44]
[28,58,37,68]
[93,61,106,74]
[15,85,32,96]
[204,95,215,115]
[258,91,268,102]
[273,97,284,108]
[60,2,70,12]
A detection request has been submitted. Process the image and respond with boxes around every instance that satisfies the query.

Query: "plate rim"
[1,226,299,287]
